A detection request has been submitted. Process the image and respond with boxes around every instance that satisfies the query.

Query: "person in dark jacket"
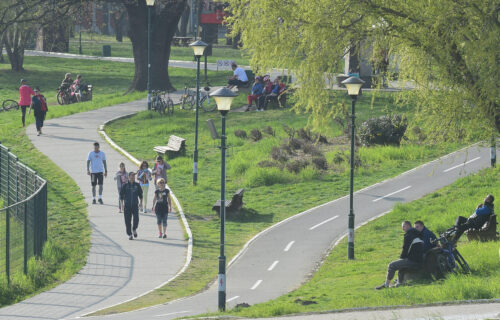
[28,87,48,136]
[376,221,424,289]
[120,172,143,240]
[414,220,437,253]
[453,194,494,241]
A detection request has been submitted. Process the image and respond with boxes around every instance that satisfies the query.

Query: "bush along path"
[0,97,188,320]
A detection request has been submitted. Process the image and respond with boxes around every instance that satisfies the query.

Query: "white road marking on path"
[251,280,263,290]
[373,186,412,202]
[226,296,240,302]
[155,310,190,317]
[284,241,295,252]
[443,157,480,173]
[309,215,339,230]
[268,260,279,271]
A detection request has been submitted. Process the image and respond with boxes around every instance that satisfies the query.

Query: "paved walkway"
[0,97,187,319]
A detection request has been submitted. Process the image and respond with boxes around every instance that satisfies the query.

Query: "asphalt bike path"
[83,144,496,319]
[0,97,188,320]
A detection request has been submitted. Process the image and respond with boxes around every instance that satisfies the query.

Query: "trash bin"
[102,45,111,57]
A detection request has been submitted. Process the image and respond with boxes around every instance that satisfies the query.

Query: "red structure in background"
[200,1,227,24]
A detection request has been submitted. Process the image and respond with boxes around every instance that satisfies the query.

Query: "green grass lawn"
[217,166,500,317]
[68,32,250,65]
[0,55,230,306]
[98,91,464,314]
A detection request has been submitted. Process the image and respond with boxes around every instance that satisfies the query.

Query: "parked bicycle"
[180,83,216,112]
[151,90,174,115]
[2,99,19,111]
[425,228,471,279]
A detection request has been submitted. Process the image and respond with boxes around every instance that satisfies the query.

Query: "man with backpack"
[28,87,48,136]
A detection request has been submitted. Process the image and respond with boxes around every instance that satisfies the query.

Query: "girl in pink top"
[18,79,35,127]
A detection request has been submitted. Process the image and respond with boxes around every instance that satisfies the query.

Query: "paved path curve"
[0,98,188,320]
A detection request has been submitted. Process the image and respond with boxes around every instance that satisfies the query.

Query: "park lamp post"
[210,87,237,311]
[189,40,208,185]
[340,76,365,260]
[146,0,155,110]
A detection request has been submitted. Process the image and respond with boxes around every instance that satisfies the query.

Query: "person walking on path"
[376,221,423,289]
[137,160,152,212]
[152,155,171,188]
[152,178,171,239]
[28,87,48,136]
[114,162,128,213]
[120,172,143,240]
[87,142,108,204]
[18,79,36,127]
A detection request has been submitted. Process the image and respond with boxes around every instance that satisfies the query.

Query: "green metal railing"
[0,143,47,282]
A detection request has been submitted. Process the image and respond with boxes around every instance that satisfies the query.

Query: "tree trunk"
[113,9,127,42]
[179,4,190,37]
[124,0,186,92]
[4,23,28,71]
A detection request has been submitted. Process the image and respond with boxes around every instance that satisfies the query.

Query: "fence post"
[24,166,28,274]
[5,152,10,284]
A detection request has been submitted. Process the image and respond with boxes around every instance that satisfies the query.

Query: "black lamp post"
[210,87,237,311]
[340,76,365,260]
[146,0,155,110]
[189,40,208,185]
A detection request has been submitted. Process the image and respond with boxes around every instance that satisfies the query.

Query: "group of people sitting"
[226,62,287,111]
[376,194,495,289]
[60,73,89,102]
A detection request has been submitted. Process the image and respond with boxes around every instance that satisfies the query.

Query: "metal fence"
[0,143,47,282]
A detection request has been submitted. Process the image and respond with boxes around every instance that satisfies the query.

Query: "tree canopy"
[226,0,500,140]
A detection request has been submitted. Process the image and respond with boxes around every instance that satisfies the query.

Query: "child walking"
[152,178,171,238]
[114,162,128,213]
[152,155,171,188]
[137,161,152,212]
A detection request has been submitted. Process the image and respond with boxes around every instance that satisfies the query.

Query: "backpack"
[39,95,47,112]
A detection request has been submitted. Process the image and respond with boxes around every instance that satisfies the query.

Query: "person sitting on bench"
[247,76,263,110]
[376,221,424,289]
[452,194,494,241]
[414,220,437,253]
[227,62,249,89]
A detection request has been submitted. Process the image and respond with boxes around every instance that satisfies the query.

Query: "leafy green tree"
[226,0,500,140]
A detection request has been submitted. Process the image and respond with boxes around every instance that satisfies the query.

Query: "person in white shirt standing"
[227,62,249,88]
[87,142,108,204]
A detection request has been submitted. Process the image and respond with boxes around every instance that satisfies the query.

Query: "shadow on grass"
[227,208,273,223]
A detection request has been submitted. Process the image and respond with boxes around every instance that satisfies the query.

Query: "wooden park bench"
[153,135,186,158]
[172,37,194,47]
[212,188,245,216]
[466,214,498,242]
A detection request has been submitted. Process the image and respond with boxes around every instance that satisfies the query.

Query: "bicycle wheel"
[57,92,65,105]
[166,98,174,115]
[181,94,195,110]
[454,250,471,274]
[158,99,166,114]
[201,95,216,112]
[2,99,19,111]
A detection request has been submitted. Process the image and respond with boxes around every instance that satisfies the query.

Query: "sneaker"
[375,283,388,290]
[37,132,40,136]
[391,281,402,288]
[98,199,103,204]
[92,199,96,204]
[163,233,167,239]
[129,235,133,240]
[133,229,137,238]
[159,233,162,238]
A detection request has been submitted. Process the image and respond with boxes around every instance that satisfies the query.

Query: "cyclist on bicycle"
[60,73,73,91]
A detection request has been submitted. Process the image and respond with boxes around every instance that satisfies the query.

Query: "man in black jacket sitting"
[376,221,424,289]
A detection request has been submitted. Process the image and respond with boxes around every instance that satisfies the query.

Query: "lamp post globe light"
[189,40,208,185]
[146,0,155,110]
[340,76,365,260]
[210,87,237,311]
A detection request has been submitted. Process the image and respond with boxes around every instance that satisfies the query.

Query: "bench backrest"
[485,214,497,229]
[167,135,186,151]
[231,188,244,205]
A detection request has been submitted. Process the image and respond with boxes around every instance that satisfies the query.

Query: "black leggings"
[21,105,29,126]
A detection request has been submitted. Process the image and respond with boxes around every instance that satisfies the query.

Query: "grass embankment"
[0,55,230,306]
[219,167,500,317]
[68,32,250,65]
[99,91,463,314]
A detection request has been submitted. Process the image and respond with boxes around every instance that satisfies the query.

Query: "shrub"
[315,134,328,144]
[262,126,275,136]
[286,159,309,173]
[258,160,281,168]
[297,128,312,141]
[234,129,247,139]
[280,141,293,154]
[283,124,296,139]
[302,142,322,156]
[250,129,263,141]
[312,156,328,170]
[288,138,302,150]
[270,146,289,162]
[332,152,346,164]
[359,114,408,147]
